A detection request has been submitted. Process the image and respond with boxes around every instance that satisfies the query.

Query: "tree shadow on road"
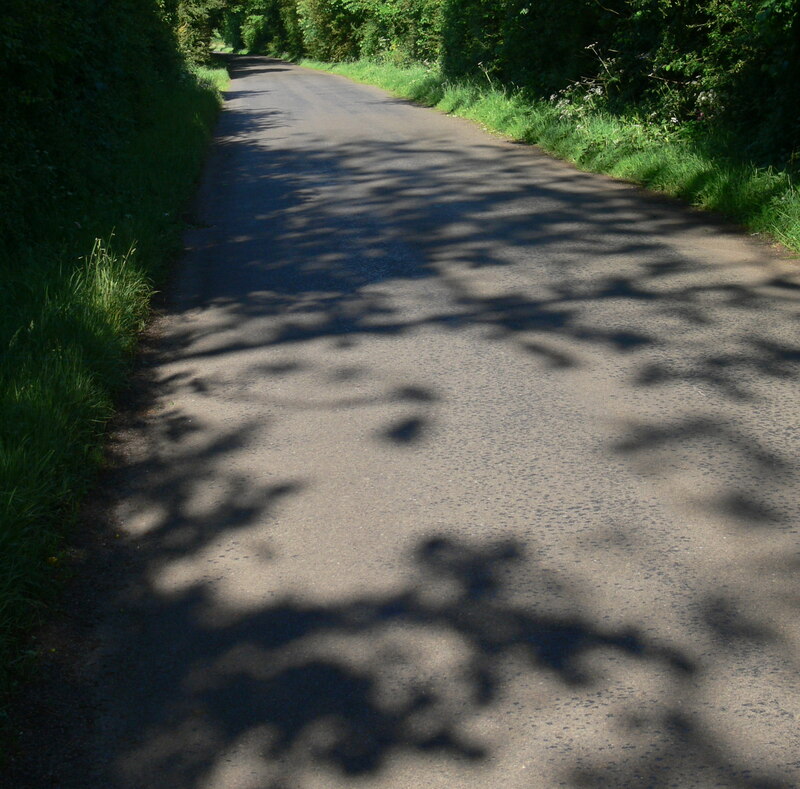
[89,535,708,788]
[43,524,791,789]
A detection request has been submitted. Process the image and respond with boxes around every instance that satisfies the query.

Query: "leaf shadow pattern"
[96,536,708,789]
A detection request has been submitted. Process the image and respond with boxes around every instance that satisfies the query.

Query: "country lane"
[17,56,800,789]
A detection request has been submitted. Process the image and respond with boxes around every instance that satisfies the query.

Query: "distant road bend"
[24,56,800,788]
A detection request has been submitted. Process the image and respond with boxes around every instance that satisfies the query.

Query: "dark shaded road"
[14,56,800,788]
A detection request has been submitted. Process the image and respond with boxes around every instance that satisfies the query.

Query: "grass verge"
[0,63,227,730]
[301,58,800,253]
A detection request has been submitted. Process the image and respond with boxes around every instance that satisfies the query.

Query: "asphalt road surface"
[17,56,800,788]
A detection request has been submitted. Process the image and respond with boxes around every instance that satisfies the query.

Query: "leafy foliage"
[604,0,800,160]
[167,0,230,63]
[293,0,363,60]
[1,0,175,254]
[345,0,443,64]
[0,0,226,255]
[220,1,304,58]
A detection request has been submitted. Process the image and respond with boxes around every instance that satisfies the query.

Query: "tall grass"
[303,59,800,253]
[0,64,227,719]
